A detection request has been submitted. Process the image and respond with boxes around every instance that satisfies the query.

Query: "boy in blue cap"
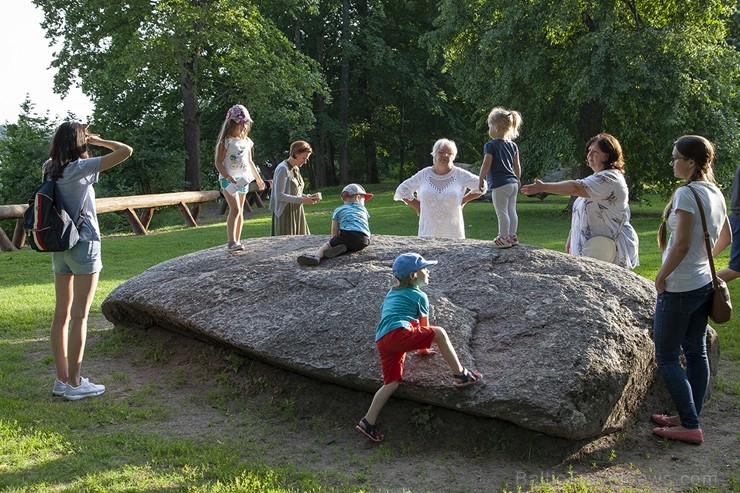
[355,252,482,442]
[297,183,372,266]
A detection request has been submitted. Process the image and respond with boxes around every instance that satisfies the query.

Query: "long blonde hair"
[657,135,717,251]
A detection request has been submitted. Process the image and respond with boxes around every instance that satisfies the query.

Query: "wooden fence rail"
[0,190,223,252]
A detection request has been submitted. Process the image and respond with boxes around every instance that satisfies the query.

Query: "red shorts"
[376,324,437,384]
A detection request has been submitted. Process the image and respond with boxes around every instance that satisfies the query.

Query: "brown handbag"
[686,185,732,323]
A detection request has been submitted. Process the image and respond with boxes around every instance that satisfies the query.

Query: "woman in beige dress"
[269,140,321,235]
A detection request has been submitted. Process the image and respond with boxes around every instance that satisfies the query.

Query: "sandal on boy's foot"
[297,254,321,266]
[493,236,512,249]
[651,413,680,427]
[652,426,703,444]
[324,244,348,259]
[355,418,384,442]
[453,368,482,388]
[508,234,519,246]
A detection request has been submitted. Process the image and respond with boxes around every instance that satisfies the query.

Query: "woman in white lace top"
[395,139,486,239]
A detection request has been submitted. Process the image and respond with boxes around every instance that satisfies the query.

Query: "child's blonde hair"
[214,105,253,165]
[487,107,522,140]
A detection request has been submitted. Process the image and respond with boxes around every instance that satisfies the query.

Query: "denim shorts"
[52,241,102,275]
[219,178,248,194]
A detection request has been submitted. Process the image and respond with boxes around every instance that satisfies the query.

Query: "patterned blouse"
[572,169,639,269]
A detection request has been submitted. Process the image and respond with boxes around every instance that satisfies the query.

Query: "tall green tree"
[263,0,478,187]
[0,100,58,239]
[427,0,740,197]
[0,99,56,205]
[35,0,325,194]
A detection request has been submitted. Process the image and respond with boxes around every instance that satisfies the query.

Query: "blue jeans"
[728,215,740,271]
[653,282,712,429]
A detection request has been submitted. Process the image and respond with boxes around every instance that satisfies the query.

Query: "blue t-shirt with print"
[484,139,519,189]
[375,286,429,342]
[332,202,371,236]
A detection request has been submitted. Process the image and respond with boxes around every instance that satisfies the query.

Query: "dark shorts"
[729,215,740,272]
[329,230,370,252]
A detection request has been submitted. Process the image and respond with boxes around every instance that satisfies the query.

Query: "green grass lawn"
[0,187,738,492]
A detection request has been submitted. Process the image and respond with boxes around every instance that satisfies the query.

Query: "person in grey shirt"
[44,121,133,401]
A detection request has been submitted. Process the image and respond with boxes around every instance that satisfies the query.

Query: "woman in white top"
[650,135,731,445]
[521,133,639,269]
[395,139,485,239]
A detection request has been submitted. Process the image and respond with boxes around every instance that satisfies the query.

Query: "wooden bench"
[0,190,222,252]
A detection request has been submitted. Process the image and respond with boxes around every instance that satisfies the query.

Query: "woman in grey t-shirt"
[45,121,133,401]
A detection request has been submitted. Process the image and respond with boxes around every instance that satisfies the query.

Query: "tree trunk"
[576,100,604,178]
[338,0,350,184]
[181,58,201,193]
[311,13,328,188]
[565,100,604,213]
[398,105,406,183]
[365,127,378,183]
[356,0,378,184]
[358,68,378,183]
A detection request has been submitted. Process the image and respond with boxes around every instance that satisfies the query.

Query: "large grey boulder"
[103,235,673,439]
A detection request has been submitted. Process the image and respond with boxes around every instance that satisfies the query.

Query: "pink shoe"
[493,236,512,249]
[508,234,519,246]
[653,426,704,444]
[651,413,680,427]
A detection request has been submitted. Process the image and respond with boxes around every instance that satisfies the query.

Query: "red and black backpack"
[23,178,83,252]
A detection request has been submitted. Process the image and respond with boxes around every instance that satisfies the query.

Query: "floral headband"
[226,104,253,124]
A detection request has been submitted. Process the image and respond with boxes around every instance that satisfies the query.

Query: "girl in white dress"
[214,104,265,251]
[395,139,486,239]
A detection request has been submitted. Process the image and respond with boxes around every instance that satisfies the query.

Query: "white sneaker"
[63,377,106,401]
[227,242,245,252]
[52,379,67,397]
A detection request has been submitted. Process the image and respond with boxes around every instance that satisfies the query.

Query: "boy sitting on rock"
[355,252,482,442]
[297,183,372,266]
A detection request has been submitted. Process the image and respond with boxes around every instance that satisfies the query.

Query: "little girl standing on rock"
[477,107,523,248]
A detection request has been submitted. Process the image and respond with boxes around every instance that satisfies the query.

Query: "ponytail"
[657,190,680,251]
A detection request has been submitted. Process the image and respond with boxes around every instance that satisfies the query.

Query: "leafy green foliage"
[16,0,740,201]
[0,99,56,205]
[33,0,326,194]
[263,0,481,186]
[427,0,740,197]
